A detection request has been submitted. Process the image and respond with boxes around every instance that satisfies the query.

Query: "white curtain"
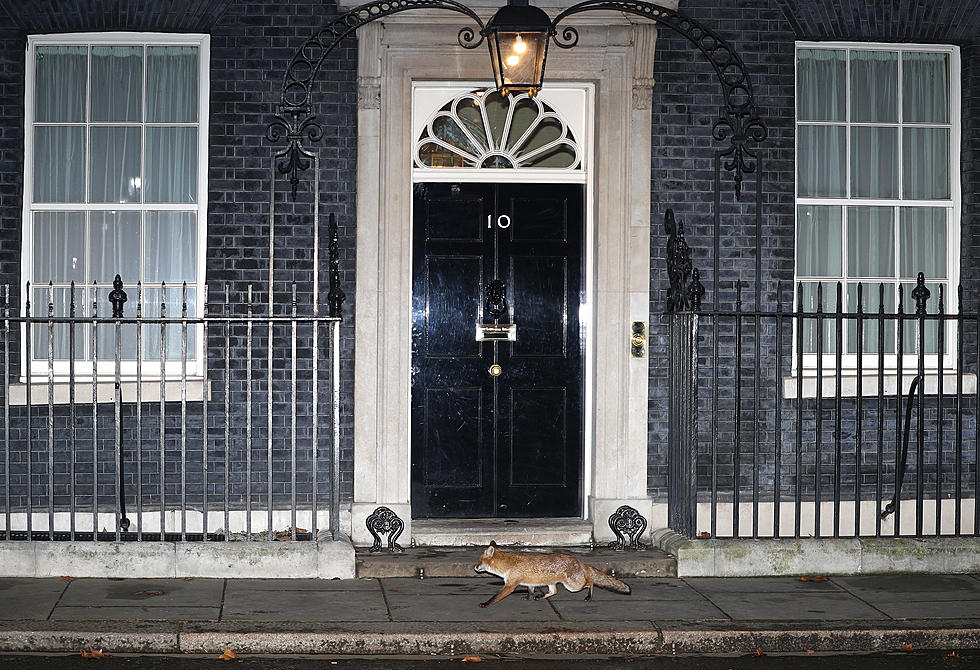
[797,48,845,121]
[796,205,841,277]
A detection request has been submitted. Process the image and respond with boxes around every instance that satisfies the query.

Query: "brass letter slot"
[476,323,517,341]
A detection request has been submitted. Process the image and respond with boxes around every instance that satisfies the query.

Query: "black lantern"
[483,0,551,96]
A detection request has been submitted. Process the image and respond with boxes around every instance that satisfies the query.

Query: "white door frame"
[347,1,665,545]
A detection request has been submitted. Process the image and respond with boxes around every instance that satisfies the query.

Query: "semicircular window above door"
[414,88,582,170]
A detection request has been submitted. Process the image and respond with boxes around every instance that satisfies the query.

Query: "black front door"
[411,182,584,518]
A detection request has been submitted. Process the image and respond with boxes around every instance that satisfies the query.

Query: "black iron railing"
[0,279,342,542]
[669,272,978,539]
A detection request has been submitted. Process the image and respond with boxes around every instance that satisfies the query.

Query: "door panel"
[412,182,583,518]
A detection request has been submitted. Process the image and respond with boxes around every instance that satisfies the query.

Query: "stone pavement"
[0,573,979,656]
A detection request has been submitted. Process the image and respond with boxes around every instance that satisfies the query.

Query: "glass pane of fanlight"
[431,116,480,156]
[418,142,473,168]
[522,145,575,168]
[455,98,488,151]
[505,97,538,150]
[483,91,509,148]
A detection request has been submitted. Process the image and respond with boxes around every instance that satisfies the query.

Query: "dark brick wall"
[0,0,358,520]
[649,0,980,517]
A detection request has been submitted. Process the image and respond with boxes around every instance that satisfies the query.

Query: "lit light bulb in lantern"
[513,34,527,54]
[506,54,520,67]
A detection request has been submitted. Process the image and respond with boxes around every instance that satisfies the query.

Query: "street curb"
[0,621,979,655]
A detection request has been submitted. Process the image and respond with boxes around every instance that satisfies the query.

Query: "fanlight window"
[415,88,581,170]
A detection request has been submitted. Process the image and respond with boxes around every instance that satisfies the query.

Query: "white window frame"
[793,41,962,380]
[21,32,210,382]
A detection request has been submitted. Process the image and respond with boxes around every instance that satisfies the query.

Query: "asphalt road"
[0,651,977,669]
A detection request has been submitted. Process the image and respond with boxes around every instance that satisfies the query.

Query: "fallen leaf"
[947,651,960,658]
[80,646,105,659]
[697,531,711,537]
[799,575,828,582]
[219,649,238,661]
[184,577,194,581]
[755,647,764,657]
[902,643,914,651]
[462,656,482,663]
[806,649,815,654]
[60,576,74,581]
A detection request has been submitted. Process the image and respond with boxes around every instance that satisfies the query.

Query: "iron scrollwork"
[550,0,767,199]
[664,209,703,313]
[366,505,405,552]
[607,505,648,551]
[268,0,486,198]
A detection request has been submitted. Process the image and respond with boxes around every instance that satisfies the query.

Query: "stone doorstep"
[355,545,678,579]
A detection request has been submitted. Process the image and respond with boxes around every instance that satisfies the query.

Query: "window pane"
[850,50,898,123]
[90,211,140,284]
[146,46,198,123]
[33,211,86,283]
[903,127,949,199]
[850,126,898,198]
[32,286,88,361]
[145,127,198,203]
[34,126,85,202]
[90,126,142,203]
[796,205,842,276]
[846,282,895,354]
[797,48,846,121]
[899,207,946,279]
[798,125,846,197]
[145,211,196,283]
[34,46,86,123]
[901,281,944,354]
[847,206,894,278]
[799,281,840,353]
[903,52,949,123]
[141,287,196,361]
[91,46,142,122]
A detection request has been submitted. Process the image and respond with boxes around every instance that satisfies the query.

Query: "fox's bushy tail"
[586,565,631,594]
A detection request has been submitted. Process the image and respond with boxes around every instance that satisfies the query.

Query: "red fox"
[473,541,631,607]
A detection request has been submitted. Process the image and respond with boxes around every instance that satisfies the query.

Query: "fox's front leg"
[480,581,519,607]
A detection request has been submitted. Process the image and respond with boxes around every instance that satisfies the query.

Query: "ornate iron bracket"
[607,505,648,551]
[366,505,405,552]
[267,0,486,199]
[550,0,767,200]
[664,209,703,313]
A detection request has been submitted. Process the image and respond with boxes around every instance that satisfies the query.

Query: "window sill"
[9,379,208,406]
[782,372,976,400]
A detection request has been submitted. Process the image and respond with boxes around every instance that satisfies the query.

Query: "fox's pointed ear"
[486,545,495,557]
[490,540,497,547]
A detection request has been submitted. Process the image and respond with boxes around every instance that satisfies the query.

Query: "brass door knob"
[489,364,502,377]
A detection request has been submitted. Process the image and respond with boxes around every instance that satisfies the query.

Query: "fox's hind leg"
[534,584,559,600]
[525,585,537,600]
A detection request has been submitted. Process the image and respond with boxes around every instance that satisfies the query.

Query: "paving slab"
[834,574,980,602]
[0,578,67,620]
[385,592,559,621]
[706,592,889,620]
[684,576,844,594]
[225,577,381,591]
[870,600,980,619]
[50,606,221,621]
[380,577,493,595]
[57,578,224,608]
[553,596,727,621]
[221,587,389,622]
[611,577,705,600]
